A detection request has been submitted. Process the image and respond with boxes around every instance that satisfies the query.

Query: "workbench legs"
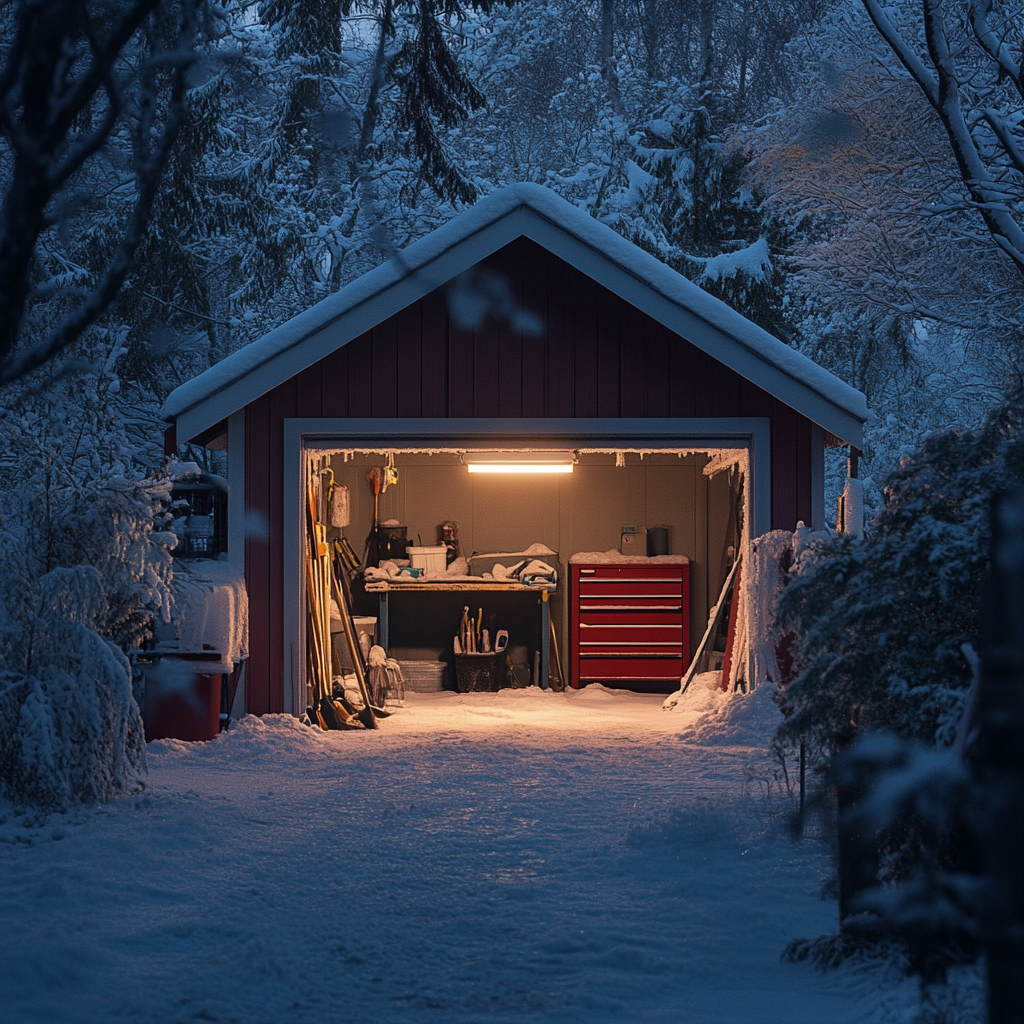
[375,589,551,690]
[539,589,550,690]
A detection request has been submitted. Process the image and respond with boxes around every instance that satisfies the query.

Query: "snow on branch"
[862,0,1024,280]
[0,0,210,385]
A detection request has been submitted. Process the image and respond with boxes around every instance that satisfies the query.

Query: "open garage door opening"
[295,439,751,718]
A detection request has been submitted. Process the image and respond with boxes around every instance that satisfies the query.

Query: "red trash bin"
[143,653,227,742]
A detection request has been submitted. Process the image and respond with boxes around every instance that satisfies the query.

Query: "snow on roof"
[162,183,867,443]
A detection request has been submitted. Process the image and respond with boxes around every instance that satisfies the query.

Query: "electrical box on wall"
[620,526,647,555]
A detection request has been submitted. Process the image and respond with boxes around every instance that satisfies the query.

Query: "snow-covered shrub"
[832,731,978,980]
[0,343,176,807]
[775,399,1024,751]
[0,568,148,808]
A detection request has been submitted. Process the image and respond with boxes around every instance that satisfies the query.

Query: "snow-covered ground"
[1,683,971,1023]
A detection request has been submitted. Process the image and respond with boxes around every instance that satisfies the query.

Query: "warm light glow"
[464,450,576,474]
[467,462,574,474]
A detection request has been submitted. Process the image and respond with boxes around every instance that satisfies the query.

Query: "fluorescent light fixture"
[465,451,575,474]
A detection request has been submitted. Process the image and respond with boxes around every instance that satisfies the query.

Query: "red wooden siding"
[242,237,815,715]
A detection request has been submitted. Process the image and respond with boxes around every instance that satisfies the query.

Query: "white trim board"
[281,416,771,715]
[227,410,246,571]
[166,186,867,448]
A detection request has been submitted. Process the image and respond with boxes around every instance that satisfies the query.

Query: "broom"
[362,466,383,567]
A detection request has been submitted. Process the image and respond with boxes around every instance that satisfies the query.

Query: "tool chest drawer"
[570,563,689,690]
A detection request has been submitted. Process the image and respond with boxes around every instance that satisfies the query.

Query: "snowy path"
[1,687,914,1023]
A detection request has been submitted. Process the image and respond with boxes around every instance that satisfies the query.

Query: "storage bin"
[143,654,228,741]
[398,660,448,692]
[331,615,376,670]
[407,545,447,573]
[389,647,445,662]
[454,651,503,693]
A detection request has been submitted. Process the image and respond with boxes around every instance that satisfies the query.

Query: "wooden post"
[979,488,1024,1024]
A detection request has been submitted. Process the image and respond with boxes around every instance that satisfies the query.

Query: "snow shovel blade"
[318,696,362,731]
[337,693,391,721]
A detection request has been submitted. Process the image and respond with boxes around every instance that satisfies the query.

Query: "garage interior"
[307,445,747,702]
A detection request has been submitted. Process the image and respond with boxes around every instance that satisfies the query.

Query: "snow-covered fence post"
[977,487,1024,1023]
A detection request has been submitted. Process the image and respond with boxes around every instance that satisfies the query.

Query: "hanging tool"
[362,466,383,568]
[383,452,399,491]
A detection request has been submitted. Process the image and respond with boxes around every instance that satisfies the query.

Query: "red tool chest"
[570,562,690,691]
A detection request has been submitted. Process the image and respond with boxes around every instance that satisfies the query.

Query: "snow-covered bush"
[775,399,1024,751]
[831,731,978,980]
[0,568,148,808]
[0,345,176,808]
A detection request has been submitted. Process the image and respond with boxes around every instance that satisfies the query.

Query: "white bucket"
[407,545,447,573]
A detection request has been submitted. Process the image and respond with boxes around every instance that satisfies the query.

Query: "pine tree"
[629,104,794,338]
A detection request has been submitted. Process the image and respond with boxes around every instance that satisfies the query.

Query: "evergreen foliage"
[630,106,792,339]
[776,399,1024,752]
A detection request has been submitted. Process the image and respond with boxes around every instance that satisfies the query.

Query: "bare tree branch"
[863,0,1024,281]
[0,0,207,385]
[970,0,1024,103]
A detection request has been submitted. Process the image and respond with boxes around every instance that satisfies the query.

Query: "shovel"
[329,563,389,723]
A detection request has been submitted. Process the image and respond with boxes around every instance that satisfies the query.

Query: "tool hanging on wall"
[383,452,399,491]
[362,466,383,568]
[319,465,333,525]
[329,479,350,529]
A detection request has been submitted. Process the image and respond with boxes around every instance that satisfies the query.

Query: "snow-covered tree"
[775,398,1024,752]
[743,4,1023,481]
[0,340,176,809]
[0,0,213,384]
[863,0,1024,280]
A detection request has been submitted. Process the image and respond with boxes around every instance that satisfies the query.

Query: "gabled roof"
[162,183,867,445]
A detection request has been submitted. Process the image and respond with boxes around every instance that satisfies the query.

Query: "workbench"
[367,580,556,689]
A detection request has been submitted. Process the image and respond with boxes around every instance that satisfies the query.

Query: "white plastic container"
[407,545,447,573]
[398,660,447,692]
[331,615,377,670]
